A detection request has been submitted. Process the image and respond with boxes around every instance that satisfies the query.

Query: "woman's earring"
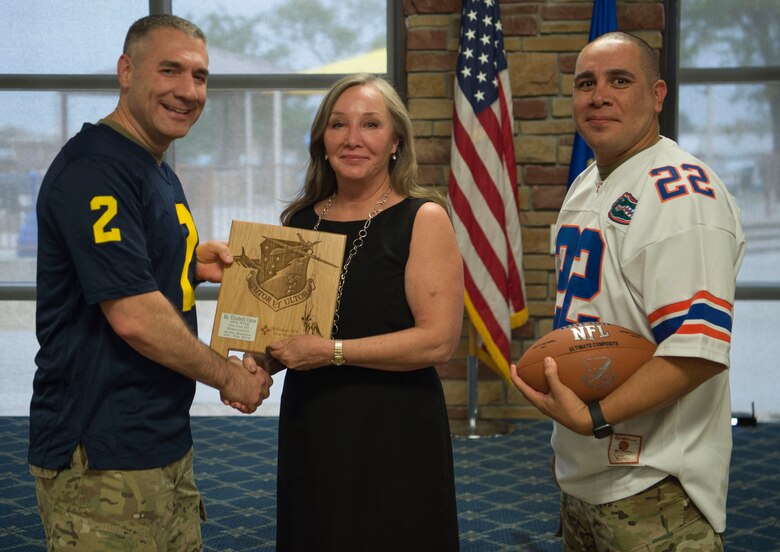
[324,154,329,161]
[391,153,397,161]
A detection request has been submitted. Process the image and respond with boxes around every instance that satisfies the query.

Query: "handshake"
[219,350,282,414]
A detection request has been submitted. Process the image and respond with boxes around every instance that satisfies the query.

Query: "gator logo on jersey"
[233,234,323,312]
[608,193,639,225]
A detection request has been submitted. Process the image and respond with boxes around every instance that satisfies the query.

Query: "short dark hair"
[123,14,206,56]
[590,31,660,81]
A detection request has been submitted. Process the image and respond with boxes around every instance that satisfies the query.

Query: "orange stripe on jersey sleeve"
[648,297,692,324]
[648,290,733,324]
[676,323,732,343]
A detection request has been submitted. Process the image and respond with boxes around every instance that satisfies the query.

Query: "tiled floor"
[2,417,778,551]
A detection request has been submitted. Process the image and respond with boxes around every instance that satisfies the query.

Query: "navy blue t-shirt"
[29,123,200,470]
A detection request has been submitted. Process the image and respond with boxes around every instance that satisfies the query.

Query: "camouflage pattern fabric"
[561,477,724,551]
[30,445,204,551]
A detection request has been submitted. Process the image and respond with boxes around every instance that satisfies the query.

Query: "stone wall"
[400,0,665,419]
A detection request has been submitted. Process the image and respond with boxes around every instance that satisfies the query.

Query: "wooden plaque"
[210,220,347,357]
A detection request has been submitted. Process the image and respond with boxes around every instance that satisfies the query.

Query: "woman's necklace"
[313,185,391,336]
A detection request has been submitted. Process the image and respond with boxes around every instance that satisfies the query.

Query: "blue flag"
[566,0,618,188]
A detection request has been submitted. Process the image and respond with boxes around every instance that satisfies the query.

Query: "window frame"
[0,0,403,299]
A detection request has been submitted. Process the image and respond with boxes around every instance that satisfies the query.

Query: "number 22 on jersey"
[554,225,604,329]
[554,163,716,329]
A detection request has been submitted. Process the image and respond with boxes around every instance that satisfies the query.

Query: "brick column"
[402,0,665,419]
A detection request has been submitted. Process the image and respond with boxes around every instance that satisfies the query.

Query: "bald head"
[581,32,660,83]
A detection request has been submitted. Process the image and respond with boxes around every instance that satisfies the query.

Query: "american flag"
[448,0,527,381]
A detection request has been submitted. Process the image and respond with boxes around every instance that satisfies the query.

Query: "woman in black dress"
[268,74,463,551]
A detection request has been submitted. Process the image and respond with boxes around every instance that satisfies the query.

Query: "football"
[515,322,656,402]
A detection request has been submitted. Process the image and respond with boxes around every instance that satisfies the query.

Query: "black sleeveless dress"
[276,198,460,551]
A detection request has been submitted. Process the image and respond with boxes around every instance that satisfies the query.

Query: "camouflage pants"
[561,477,724,551]
[31,445,204,551]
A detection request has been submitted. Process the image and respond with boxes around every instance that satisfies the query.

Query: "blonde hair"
[281,73,447,225]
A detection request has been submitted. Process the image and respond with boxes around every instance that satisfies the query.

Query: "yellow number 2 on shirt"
[89,196,197,311]
[90,196,121,244]
[176,204,198,312]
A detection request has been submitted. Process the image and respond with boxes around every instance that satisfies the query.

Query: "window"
[678,0,780,284]
[0,0,394,281]
[173,0,392,239]
[0,0,396,415]
[675,0,780,421]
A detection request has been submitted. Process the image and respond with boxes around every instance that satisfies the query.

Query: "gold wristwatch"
[331,339,345,366]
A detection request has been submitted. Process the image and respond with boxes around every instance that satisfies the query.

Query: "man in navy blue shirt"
[29,14,272,549]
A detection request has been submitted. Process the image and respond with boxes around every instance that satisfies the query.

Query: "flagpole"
[467,322,479,431]
[450,321,514,439]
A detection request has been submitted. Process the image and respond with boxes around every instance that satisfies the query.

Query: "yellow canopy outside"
[301,47,387,74]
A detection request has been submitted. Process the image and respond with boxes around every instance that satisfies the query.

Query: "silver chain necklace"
[313,185,391,336]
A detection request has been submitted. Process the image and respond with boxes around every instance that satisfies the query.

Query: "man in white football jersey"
[511,32,745,550]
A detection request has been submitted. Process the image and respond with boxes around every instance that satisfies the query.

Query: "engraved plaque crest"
[210,220,346,357]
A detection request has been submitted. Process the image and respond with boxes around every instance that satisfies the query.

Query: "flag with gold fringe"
[448,0,528,382]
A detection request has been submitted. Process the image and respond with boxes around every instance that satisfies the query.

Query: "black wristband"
[588,401,614,439]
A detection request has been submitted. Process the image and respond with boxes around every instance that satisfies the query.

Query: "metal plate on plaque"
[210,220,346,357]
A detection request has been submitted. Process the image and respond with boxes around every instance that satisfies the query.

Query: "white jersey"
[552,137,745,532]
